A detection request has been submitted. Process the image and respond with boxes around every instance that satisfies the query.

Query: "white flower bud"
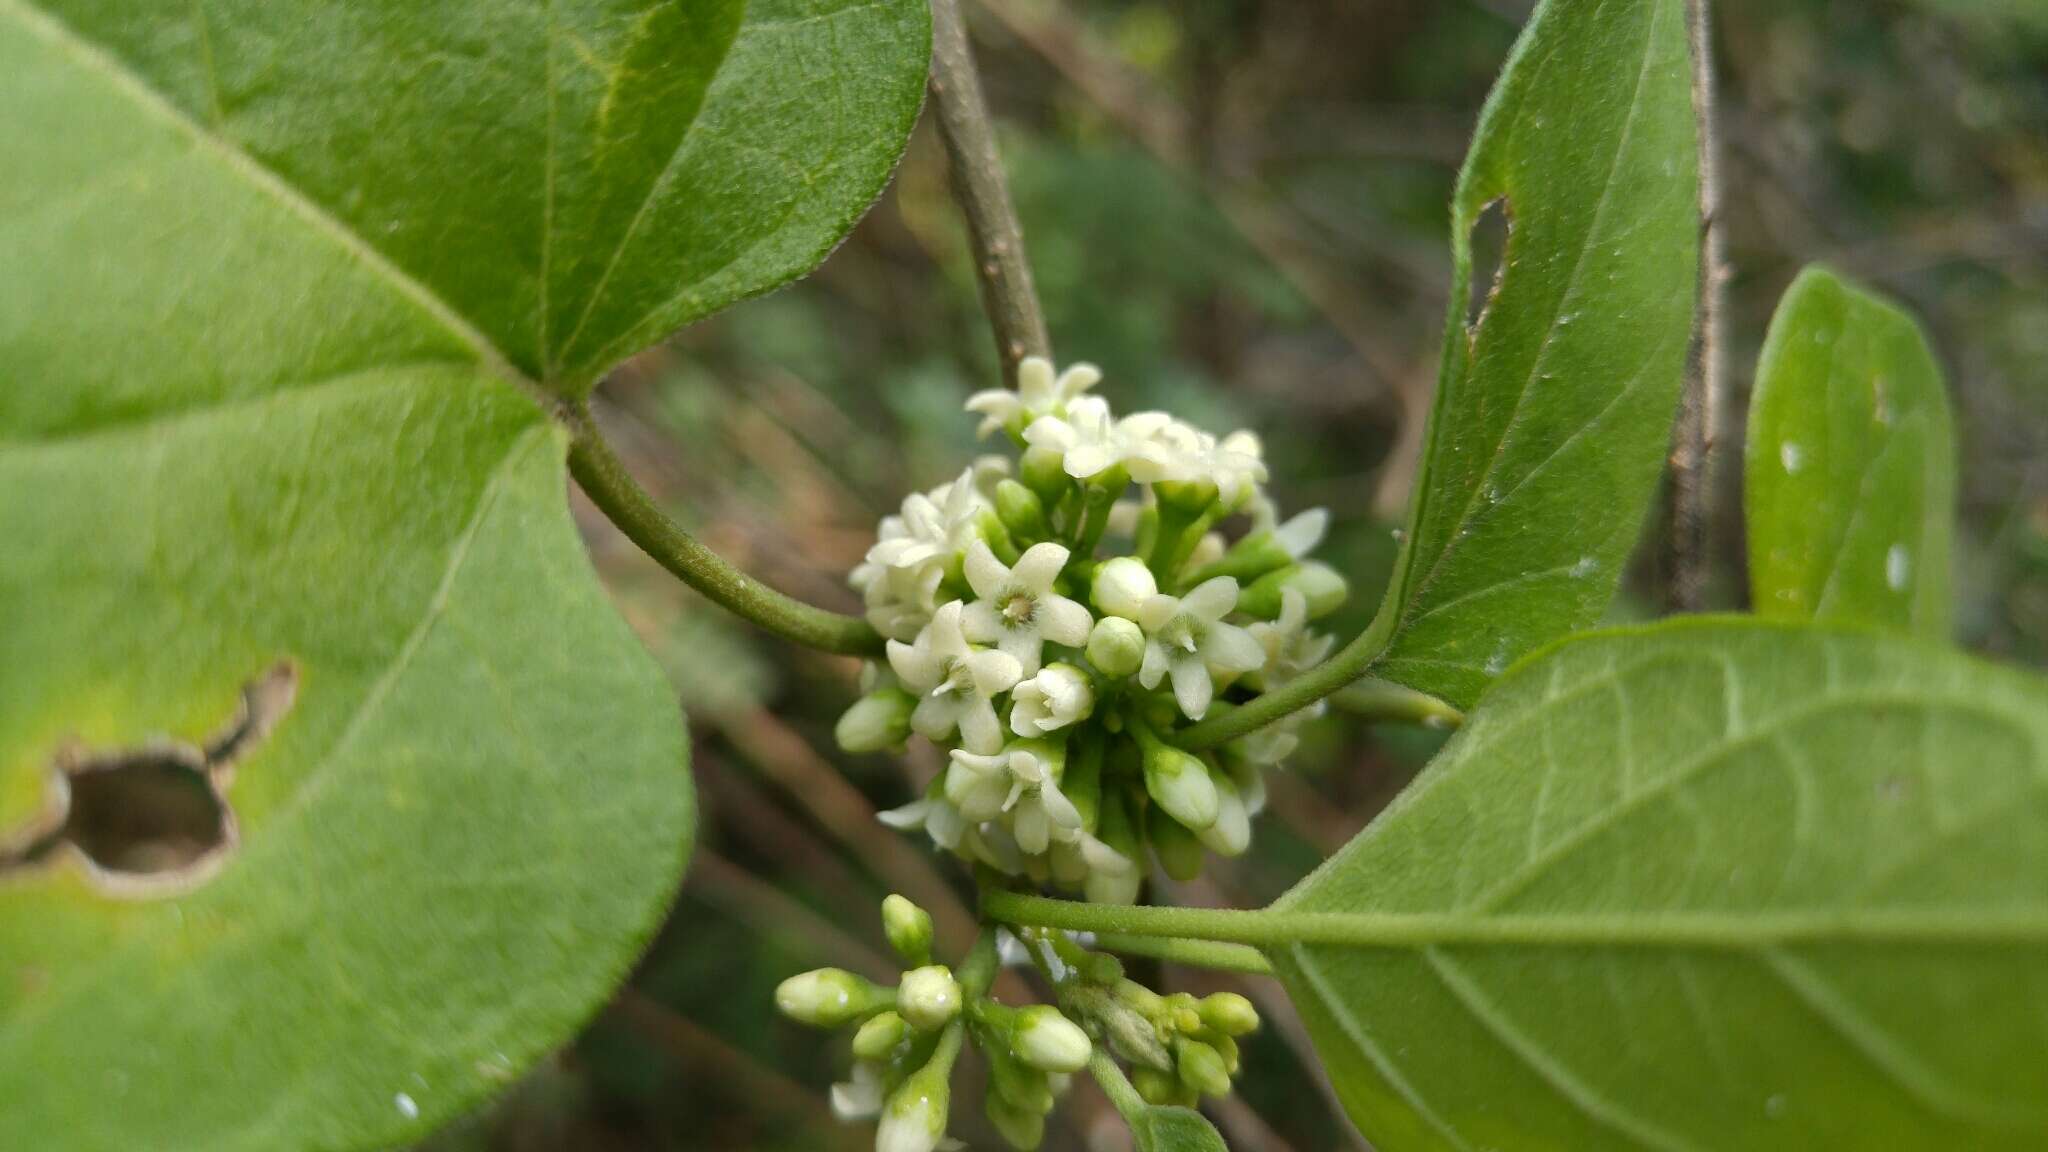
[1011,1005,1092,1073]
[835,688,916,753]
[896,965,963,1031]
[775,968,878,1028]
[877,1064,951,1152]
[1010,663,1095,735]
[1084,616,1145,677]
[852,1011,910,1061]
[881,894,935,965]
[1143,745,1219,831]
[1091,557,1157,620]
[1193,771,1251,858]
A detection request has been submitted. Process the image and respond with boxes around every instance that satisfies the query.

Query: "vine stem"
[1664,0,1727,612]
[928,0,1052,381]
[1089,932,1273,976]
[564,401,884,655]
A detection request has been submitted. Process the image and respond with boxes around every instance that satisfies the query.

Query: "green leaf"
[0,0,932,397]
[1745,267,1956,638]
[1271,619,2048,1151]
[8,0,957,1144]
[1133,1104,1229,1152]
[1371,0,1699,709]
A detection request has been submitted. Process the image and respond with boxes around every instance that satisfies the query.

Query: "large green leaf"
[1272,620,2048,1150]
[1134,1105,1229,1151]
[1745,267,1956,638]
[1370,0,1699,709]
[0,0,932,1145]
[0,0,931,397]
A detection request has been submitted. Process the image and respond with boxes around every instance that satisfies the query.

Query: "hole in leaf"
[1,662,296,895]
[1464,196,1513,338]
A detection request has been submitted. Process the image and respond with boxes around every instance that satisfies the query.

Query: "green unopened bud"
[1143,745,1219,831]
[985,1042,1056,1114]
[775,968,883,1028]
[878,1061,951,1152]
[1189,529,1293,585]
[1085,616,1146,677]
[1091,557,1158,620]
[1084,789,1144,905]
[897,965,963,1031]
[1131,1064,1182,1107]
[1011,1005,1092,1073]
[1210,1032,1241,1075]
[1193,771,1251,858]
[882,894,935,965]
[1197,992,1260,1037]
[1176,1037,1233,1099]
[1148,802,1206,883]
[1020,445,1071,503]
[985,1092,1047,1151]
[1240,561,1349,620]
[853,1010,911,1061]
[836,688,916,753]
[1082,952,1124,986]
[1155,478,1220,513]
[976,510,1021,564]
[995,479,1050,542]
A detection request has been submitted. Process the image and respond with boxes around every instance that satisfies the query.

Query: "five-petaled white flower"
[1136,576,1266,720]
[965,356,1103,439]
[878,789,968,852]
[945,740,1083,855]
[888,601,1023,754]
[852,468,988,640]
[1010,663,1095,736]
[960,540,1092,677]
[1246,587,1336,690]
[1192,429,1270,507]
[1023,396,1189,484]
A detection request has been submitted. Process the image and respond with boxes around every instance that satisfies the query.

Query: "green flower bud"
[976,509,1021,564]
[1091,557,1158,620]
[853,1010,910,1061]
[1131,1064,1182,1107]
[878,1059,951,1152]
[881,894,935,966]
[1085,616,1146,677]
[1197,992,1260,1037]
[995,479,1050,542]
[985,1092,1047,1151]
[1148,802,1207,883]
[1084,789,1144,905]
[1011,1005,1092,1074]
[1020,445,1071,503]
[1143,745,1219,831]
[1192,771,1251,858]
[835,688,916,754]
[897,965,963,1032]
[1155,478,1220,513]
[1239,561,1349,620]
[1176,1037,1233,1099]
[775,968,882,1029]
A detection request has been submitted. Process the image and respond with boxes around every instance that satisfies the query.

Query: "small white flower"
[831,1060,886,1121]
[945,741,1083,855]
[1246,587,1336,689]
[1012,1005,1093,1073]
[853,469,989,640]
[1090,556,1157,620]
[878,793,968,851]
[877,1071,949,1152]
[1010,663,1095,736]
[960,540,1093,677]
[965,356,1103,438]
[888,602,1023,754]
[1136,577,1266,720]
[1197,429,1269,507]
[1022,397,1189,483]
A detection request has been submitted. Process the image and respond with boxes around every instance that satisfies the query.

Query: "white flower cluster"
[841,357,1346,897]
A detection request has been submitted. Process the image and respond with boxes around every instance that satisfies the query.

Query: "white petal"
[959,600,1006,647]
[1013,805,1050,855]
[1276,508,1329,558]
[958,697,1006,754]
[928,602,971,658]
[1039,782,1083,831]
[1203,621,1267,674]
[999,629,1044,679]
[912,694,961,742]
[1135,593,1180,632]
[1022,415,1076,452]
[968,648,1025,695]
[1138,640,1170,690]
[1011,542,1071,593]
[1063,443,1117,479]
[964,389,1020,416]
[964,539,1009,600]
[1055,363,1101,398]
[887,638,940,691]
[1036,595,1094,647]
[1181,576,1240,622]
[1169,658,1215,720]
[1016,356,1056,403]
[877,800,931,830]
[926,801,966,849]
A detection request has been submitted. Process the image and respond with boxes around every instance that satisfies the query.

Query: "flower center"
[1002,593,1036,626]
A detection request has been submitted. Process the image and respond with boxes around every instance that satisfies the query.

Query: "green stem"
[1067,477,1126,568]
[956,926,1001,999]
[1332,677,1464,730]
[1091,932,1273,976]
[1171,603,1398,750]
[564,402,883,656]
[1087,1050,1148,1121]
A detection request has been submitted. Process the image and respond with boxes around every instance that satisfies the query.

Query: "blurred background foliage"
[424,1,2048,1148]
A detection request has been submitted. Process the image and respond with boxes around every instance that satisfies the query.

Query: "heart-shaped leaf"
[1272,620,2048,1150]
[1371,0,1699,709]
[1745,267,1956,637]
[0,1,929,1148]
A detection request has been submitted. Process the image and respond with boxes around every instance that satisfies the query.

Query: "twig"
[1665,0,1727,613]
[928,0,1051,381]
[566,400,884,655]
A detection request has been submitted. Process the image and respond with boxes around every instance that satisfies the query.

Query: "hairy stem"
[565,402,884,655]
[1332,677,1464,730]
[1090,932,1274,976]
[1171,603,1399,750]
[929,0,1051,383]
[1664,0,1727,612]
[1087,1049,1148,1121]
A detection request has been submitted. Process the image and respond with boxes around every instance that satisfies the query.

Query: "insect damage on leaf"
[1463,197,1513,341]
[0,662,296,895]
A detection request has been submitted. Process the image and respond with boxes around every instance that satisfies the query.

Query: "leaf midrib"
[1,0,537,398]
